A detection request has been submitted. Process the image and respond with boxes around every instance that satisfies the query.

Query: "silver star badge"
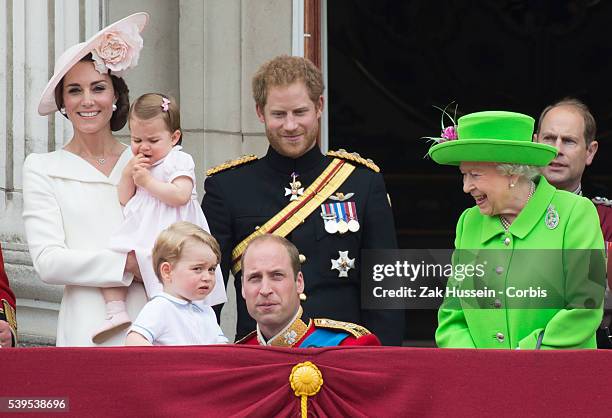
[331,251,355,278]
[284,172,304,201]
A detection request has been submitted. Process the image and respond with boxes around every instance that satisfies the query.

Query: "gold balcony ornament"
[289,361,324,418]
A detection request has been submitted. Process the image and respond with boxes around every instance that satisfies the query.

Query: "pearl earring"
[60,108,67,115]
[510,183,515,188]
[112,104,117,112]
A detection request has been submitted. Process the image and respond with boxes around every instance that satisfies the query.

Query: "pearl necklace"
[500,181,535,231]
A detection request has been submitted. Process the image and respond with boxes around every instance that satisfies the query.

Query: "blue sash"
[299,328,349,348]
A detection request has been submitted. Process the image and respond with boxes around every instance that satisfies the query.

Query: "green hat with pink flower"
[38,12,149,115]
[428,110,557,167]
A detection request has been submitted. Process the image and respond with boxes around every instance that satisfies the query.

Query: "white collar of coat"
[45,147,132,184]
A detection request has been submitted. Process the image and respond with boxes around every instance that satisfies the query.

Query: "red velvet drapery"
[2,346,609,417]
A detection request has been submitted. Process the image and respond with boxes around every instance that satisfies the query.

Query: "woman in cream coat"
[22,13,149,346]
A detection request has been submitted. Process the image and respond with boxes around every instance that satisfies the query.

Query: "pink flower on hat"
[422,102,459,147]
[91,22,144,77]
[442,125,458,141]
[37,12,148,116]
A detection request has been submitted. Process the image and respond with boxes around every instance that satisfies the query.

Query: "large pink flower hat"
[38,12,148,115]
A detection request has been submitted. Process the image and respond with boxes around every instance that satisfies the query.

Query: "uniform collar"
[263,145,325,175]
[256,305,311,347]
[480,176,556,244]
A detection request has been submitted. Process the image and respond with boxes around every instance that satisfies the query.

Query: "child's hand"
[118,154,150,205]
[132,160,153,189]
[123,154,150,179]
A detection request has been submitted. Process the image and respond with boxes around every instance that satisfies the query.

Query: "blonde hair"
[252,55,324,109]
[152,221,221,282]
[128,93,182,144]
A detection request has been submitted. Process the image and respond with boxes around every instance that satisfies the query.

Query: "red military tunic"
[236,308,381,347]
[0,244,17,346]
[592,197,612,348]
[593,197,612,240]
[592,197,612,289]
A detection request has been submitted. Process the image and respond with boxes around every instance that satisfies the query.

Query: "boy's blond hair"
[152,221,221,282]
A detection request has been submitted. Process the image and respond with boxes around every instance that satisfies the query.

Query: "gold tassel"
[289,361,323,418]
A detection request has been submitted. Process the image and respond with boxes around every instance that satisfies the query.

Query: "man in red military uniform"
[534,97,612,347]
[534,98,612,239]
[0,244,17,347]
[236,235,380,347]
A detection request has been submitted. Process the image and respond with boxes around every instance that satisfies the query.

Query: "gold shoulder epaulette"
[327,149,380,173]
[206,154,258,176]
[1,299,17,334]
[234,330,256,344]
[314,318,372,338]
[592,196,612,207]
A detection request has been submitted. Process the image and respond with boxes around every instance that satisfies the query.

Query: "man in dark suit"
[534,97,612,348]
[202,55,403,345]
[534,97,612,245]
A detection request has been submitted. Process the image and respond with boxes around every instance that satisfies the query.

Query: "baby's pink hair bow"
[161,97,171,112]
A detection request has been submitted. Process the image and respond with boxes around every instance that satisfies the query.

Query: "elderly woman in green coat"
[430,111,606,349]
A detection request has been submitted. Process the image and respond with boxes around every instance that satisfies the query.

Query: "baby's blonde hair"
[129,93,182,144]
[152,221,221,282]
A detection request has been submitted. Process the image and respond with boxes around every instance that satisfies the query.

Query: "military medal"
[325,221,338,234]
[545,204,559,230]
[346,201,360,232]
[331,251,355,278]
[320,204,338,234]
[334,202,349,234]
[284,172,304,201]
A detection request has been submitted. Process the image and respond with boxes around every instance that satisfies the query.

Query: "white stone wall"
[198,0,293,339]
[2,0,106,345]
[2,0,293,344]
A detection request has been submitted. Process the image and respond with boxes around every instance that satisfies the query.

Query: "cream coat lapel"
[46,147,132,185]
